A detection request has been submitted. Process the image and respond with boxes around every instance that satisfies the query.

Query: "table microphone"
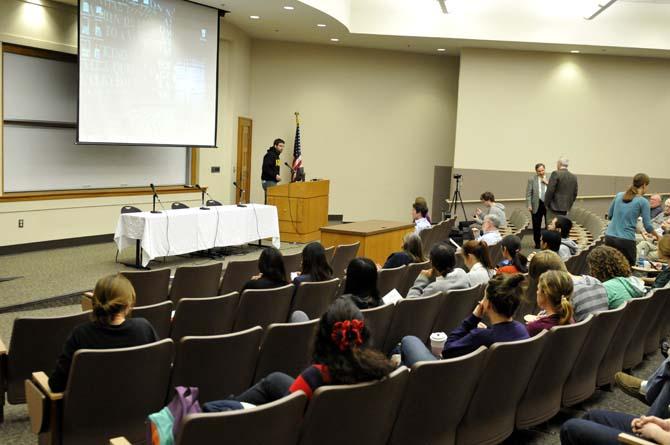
[194,184,210,210]
[233,181,247,207]
[150,183,162,214]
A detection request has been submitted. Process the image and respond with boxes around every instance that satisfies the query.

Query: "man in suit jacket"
[526,163,548,249]
[544,157,579,222]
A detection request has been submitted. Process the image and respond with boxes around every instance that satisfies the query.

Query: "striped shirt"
[289,364,331,399]
[571,275,609,322]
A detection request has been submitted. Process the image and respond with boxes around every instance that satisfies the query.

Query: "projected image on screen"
[78,0,218,146]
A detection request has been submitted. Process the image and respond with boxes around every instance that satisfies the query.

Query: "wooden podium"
[267,180,329,243]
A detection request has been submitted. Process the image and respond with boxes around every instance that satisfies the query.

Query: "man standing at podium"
[261,138,284,203]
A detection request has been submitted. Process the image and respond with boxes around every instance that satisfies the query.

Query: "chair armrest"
[81,292,93,311]
[110,437,132,445]
[619,433,657,445]
[32,372,63,401]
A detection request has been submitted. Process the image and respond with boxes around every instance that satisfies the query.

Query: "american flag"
[291,112,303,182]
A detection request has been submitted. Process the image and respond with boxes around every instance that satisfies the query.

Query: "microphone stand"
[195,185,210,210]
[150,184,161,214]
[233,182,247,207]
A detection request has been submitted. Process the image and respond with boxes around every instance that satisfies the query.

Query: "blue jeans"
[643,356,670,418]
[560,410,635,445]
[262,180,277,204]
[401,335,438,367]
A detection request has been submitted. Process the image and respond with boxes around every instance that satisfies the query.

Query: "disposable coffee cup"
[430,332,447,357]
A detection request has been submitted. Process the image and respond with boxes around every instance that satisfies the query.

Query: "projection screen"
[78,0,219,146]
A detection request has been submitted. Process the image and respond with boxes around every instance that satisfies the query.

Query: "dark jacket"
[261,147,281,181]
[544,168,578,213]
[241,277,288,292]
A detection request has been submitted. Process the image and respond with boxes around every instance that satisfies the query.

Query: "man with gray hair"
[473,214,503,246]
[544,156,579,222]
[650,194,663,219]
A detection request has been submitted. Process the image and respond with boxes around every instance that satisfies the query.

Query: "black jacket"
[544,169,579,212]
[262,147,281,181]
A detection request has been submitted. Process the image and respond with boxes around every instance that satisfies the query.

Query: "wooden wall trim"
[0,186,202,203]
[2,43,77,63]
[459,192,670,204]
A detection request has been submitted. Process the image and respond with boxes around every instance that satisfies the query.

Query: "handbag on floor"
[147,386,202,445]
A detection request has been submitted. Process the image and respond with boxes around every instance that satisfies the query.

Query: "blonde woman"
[49,274,158,392]
[525,270,574,337]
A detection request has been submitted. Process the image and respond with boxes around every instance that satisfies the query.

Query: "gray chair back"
[219,259,260,295]
[233,284,295,331]
[170,293,239,341]
[121,268,171,306]
[361,303,395,350]
[290,278,340,319]
[297,367,409,445]
[644,287,670,355]
[516,316,593,429]
[170,328,263,402]
[382,292,443,354]
[562,304,626,406]
[419,225,436,254]
[398,260,431,297]
[515,278,539,323]
[282,252,303,281]
[62,339,174,445]
[253,319,319,382]
[377,265,407,298]
[456,331,548,445]
[432,285,482,334]
[487,243,503,267]
[5,312,90,404]
[324,246,335,265]
[176,391,307,445]
[597,295,652,386]
[132,300,173,339]
[625,289,666,369]
[168,263,223,304]
[389,346,487,445]
[330,242,360,280]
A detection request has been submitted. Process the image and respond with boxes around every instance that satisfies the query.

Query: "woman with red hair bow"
[205,298,394,409]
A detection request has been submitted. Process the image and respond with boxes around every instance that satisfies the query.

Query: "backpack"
[147,386,201,445]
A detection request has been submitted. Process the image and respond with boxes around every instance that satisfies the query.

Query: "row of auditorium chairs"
[419,217,456,254]
[35,285,670,445]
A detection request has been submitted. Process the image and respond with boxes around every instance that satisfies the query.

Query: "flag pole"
[295,111,300,125]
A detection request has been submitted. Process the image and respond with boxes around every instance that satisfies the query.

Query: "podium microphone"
[233,181,247,207]
[284,162,296,173]
[150,183,162,214]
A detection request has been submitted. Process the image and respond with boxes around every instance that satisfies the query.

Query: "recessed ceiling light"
[249,15,260,20]
[330,38,339,42]
[283,6,294,10]
[570,50,580,53]
[437,48,446,52]
[317,24,327,27]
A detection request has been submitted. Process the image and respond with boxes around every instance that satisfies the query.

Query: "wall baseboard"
[0,233,114,256]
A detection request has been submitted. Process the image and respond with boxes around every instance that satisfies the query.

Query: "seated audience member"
[528,250,608,322]
[525,270,574,336]
[341,257,382,309]
[541,229,562,254]
[638,200,670,261]
[204,298,394,409]
[550,215,580,261]
[412,202,431,235]
[242,247,289,291]
[401,273,529,365]
[49,274,158,392]
[414,196,432,224]
[474,214,503,246]
[407,243,469,298]
[651,235,670,289]
[561,411,670,445]
[462,240,496,286]
[473,191,507,227]
[587,245,644,309]
[497,235,528,274]
[383,232,426,269]
[293,242,333,286]
[651,194,664,219]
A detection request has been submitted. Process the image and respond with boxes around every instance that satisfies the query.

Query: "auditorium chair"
[282,251,303,281]
[376,265,407,298]
[624,288,666,369]
[253,319,319,383]
[168,263,223,304]
[174,391,307,445]
[618,433,658,445]
[455,331,548,445]
[26,339,173,445]
[171,202,189,209]
[233,284,295,331]
[0,311,90,422]
[219,258,260,295]
[516,316,593,429]
[389,346,487,445]
[360,303,395,350]
[121,268,171,306]
[115,205,142,263]
[515,278,539,323]
[488,243,504,267]
[432,285,483,334]
[323,246,335,265]
[398,260,431,297]
[562,304,626,406]
[170,293,239,342]
[382,292,443,354]
[597,296,651,387]
[330,242,360,280]
[132,300,173,339]
[297,367,409,445]
[419,225,438,255]
[644,287,670,355]
[170,328,263,402]
[290,278,340,319]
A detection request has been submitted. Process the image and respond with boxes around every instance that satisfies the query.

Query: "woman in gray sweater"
[408,243,469,298]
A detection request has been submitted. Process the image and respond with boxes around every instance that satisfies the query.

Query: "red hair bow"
[331,319,365,351]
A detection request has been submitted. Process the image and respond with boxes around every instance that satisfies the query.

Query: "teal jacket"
[603,276,645,309]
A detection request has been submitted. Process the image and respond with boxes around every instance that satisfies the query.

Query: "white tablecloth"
[114,204,281,266]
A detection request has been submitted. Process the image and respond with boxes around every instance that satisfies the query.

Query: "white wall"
[249,40,459,221]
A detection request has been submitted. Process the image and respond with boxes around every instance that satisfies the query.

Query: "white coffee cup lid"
[430,332,447,341]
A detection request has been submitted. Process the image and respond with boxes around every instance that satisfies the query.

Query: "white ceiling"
[50,0,670,57]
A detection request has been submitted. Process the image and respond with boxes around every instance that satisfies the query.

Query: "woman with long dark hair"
[497,235,528,274]
[383,232,426,269]
[462,240,496,286]
[242,247,288,291]
[342,257,382,309]
[294,242,333,285]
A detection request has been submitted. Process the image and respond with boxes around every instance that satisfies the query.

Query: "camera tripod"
[448,175,468,221]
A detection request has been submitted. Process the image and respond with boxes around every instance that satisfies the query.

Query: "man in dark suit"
[544,157,579,222]
[526,163,548,249]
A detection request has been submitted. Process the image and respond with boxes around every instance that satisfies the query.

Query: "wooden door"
[236,117,253,203]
